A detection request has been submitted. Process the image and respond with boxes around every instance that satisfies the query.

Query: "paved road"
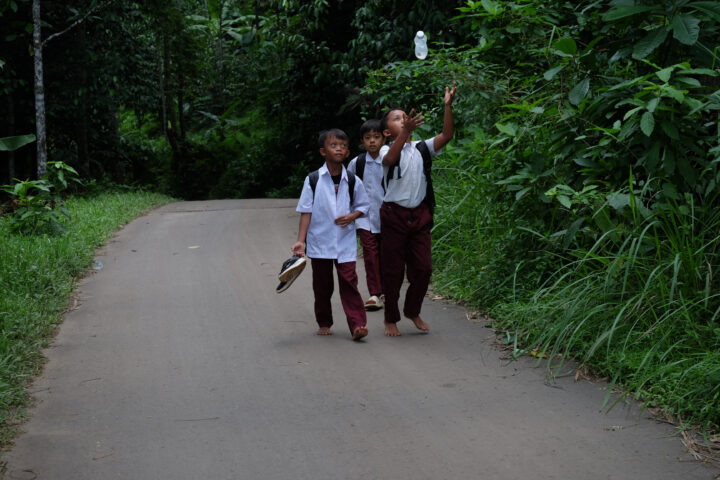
[2,200,718,479]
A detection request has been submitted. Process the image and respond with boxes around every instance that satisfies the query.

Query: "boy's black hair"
[318,128,349,148]
[359,119,382,136]
[380,108,405,132]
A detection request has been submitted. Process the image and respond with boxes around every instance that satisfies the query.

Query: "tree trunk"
[178,62,186,141]
[162,34,179,168]
[32,0,48,179]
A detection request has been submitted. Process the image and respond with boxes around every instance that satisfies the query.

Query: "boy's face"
[361,130,384,155]
[320,135,350,164]
[383,110,406,140]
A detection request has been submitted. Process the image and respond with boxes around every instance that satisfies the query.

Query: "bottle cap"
[416,30,425,39]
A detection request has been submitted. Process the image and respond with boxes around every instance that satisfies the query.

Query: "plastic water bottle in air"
[414,30,428,59]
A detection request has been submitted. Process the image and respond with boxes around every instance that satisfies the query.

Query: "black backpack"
[384,141,435,213]
[354,151,368,181]
[308,169,356,205]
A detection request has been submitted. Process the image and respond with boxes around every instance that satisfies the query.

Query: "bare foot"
[317,327,333,336]
[384,322,401,337]
[352,326,368,341]
[409,316,430,332]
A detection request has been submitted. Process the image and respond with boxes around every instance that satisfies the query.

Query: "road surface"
[2,200,718,479]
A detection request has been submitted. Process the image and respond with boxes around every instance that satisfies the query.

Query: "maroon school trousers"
[379,201,433,324]
[311,258,367,333]
[358,228,383,297]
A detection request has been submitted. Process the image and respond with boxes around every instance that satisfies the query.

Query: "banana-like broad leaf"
[602,5,656,21]
[671,14,700,45]
[690,1,720,23]
[0,134,36,152]
[632,27,667,59]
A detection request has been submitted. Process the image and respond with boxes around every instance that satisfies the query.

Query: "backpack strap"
[415,141,435,213]
[308,168,355,206]
[347,170,356,206]
[355,152,367,181]
[308,169,319,198]
[383,141,435,213]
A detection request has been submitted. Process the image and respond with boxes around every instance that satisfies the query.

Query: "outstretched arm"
[291,213,311,256]
[433,82,457,151]
[382,109,425,166]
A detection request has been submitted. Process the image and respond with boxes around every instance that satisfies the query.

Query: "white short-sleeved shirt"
[296,163,370,263]
[348,152,384,233]
[381,138,439,208]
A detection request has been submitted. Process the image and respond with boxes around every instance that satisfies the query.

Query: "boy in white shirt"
[348,119,386,311]
[292,129,371,340]
[379,82,457,337]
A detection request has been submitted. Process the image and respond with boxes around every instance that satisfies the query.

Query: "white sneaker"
[364,295,384,311]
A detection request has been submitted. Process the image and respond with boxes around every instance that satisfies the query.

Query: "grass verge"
[0,190,174,446]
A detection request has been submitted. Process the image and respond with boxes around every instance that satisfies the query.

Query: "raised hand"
[402,108,425,134]
[444,81,457,106]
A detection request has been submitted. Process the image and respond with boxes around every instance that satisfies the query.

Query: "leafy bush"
[0,162,80,235]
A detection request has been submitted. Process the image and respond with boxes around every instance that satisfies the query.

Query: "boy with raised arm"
[379,82,457,337]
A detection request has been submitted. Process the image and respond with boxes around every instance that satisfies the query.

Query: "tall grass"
[0,191,173,444]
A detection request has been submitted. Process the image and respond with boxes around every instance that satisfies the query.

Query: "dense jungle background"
[1,0,719,434]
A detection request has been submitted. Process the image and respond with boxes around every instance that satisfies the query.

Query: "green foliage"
[1,162,80,235]
[0,134,35,151]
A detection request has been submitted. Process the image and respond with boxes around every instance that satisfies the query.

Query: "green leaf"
[543,65,565,81]
[574,157,600,168]
[655,66,674,82]
[607,192,630,210]
[662,182,680,200]
[602,5,656,21]
[661,85,685,103]
[640,112,655,136]
[677,157,697,186]
[676,76,702,87]
[645,141,662,172]
[557,195,572,209]
[690,1,720,23]
[646,97,660,113]
[481,0,502,15]
[671,14,700,45]
[683,96,703,111]
[562,218,584,249]
[623,106,643,121]
[569,78,590,106]
[554,38,577,55]
[495,122,517,136]
[676,68,718,76]
[515,187,531,201]
[0,134,36,151]
[660,120,679,139]
[632,28,668,59]
[663,148,676,175]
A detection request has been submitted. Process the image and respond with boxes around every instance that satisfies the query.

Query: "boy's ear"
[319,147,326,157]
[383,129,392,139]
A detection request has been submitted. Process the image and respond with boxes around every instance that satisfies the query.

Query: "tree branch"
[42,0,116,48]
